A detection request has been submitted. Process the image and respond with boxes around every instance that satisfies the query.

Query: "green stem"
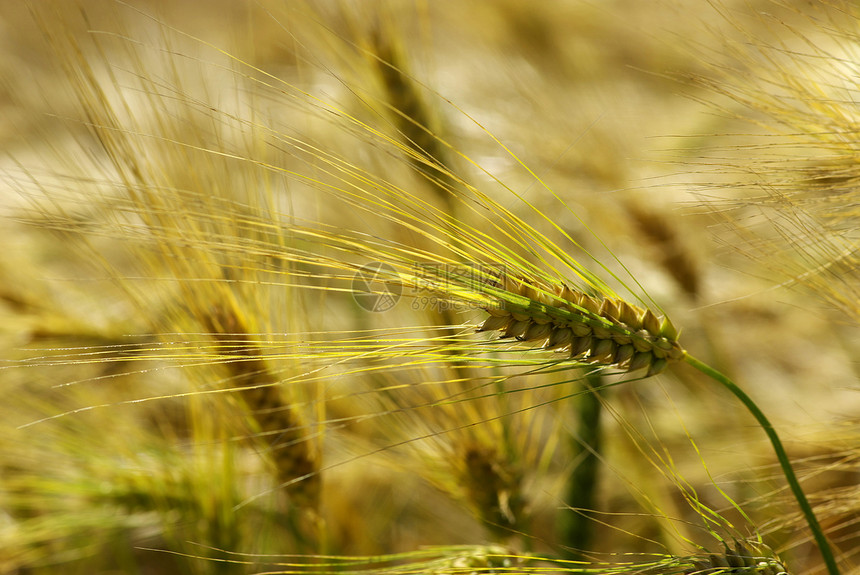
[683,354,839,575]
[560,371,604,559]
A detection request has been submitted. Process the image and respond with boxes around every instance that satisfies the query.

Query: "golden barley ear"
[459,443,526,540]
[625,201,701,300]
[367,22,457,195]
[438,546,525,574]
[477,275,684,376]
[686,541,789,575]
[202,303,320,514]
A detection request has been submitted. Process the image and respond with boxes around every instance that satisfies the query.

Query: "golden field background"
[0,1,858,574]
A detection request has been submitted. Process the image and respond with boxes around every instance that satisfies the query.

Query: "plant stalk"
[683,354,839,575]
[560,371,604,559]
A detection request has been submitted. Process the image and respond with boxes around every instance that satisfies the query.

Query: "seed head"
[477,277,685,375]
[686,542,789,575]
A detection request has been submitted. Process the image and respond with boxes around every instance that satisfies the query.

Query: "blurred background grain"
[1,1,858,574]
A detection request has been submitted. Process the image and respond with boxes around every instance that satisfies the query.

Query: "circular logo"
[352,262,401,312]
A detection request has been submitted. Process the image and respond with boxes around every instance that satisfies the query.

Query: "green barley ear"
[475,274,684,377]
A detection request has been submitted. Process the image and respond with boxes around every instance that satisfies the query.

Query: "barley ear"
[625,201,701,300]
[202,304,321,515]
[368,23,457,196]
[459,443,525,540]
[479,277,685,375]
[686,541,788,575]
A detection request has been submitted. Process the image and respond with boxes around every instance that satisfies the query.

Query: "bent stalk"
[683,354,839,575]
